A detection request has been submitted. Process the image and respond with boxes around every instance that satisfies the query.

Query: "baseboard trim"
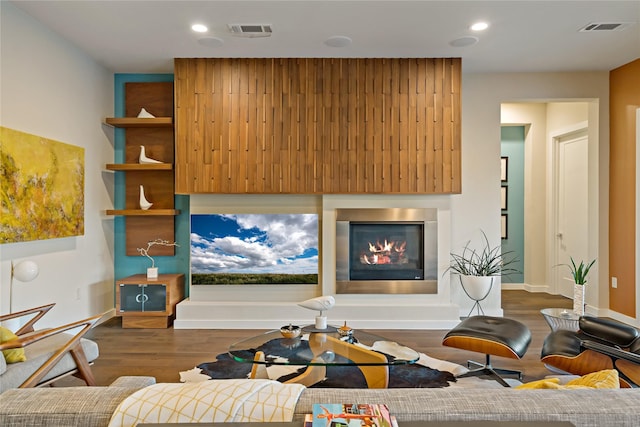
[502,283,551,293]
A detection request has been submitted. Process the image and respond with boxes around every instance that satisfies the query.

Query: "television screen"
[190,213,318,285]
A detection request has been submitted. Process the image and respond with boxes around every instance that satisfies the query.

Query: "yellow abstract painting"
[1,126,84,243]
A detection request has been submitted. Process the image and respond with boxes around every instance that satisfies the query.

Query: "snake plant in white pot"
[563,257,596,316]
[447,231,520,316]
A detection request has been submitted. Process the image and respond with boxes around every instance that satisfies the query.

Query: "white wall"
[0,2,115,326]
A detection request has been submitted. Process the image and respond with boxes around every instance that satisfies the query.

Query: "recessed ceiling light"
[192,24,208,33]
[470,22,489,31]
[449,36,479,47]
[325,36,352,48]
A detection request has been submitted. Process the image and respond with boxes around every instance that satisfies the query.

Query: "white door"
[554,129,589,298]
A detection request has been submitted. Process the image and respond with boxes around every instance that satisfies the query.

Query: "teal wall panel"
[501,126,525,283]
[113,74,190,291]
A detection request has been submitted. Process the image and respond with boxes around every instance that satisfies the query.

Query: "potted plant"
[562,257,596,315]
[447,231,520,315]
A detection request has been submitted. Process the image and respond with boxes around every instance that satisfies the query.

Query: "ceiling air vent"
[228,24,273,38]
[579,22,635,32]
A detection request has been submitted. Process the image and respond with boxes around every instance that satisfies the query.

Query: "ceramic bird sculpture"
[298,296,335,329]
[139,185,153,210]
[137,107,155,118]
[139,145,162,164]
[298,296,335,316]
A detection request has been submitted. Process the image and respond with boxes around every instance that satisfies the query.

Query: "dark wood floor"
[78,290,572,386]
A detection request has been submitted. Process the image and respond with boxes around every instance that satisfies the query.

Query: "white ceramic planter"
[573,283,585,315]
[459,275,494,301]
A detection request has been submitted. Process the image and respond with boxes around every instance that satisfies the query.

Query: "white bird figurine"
[298,296,335,329]
[139,145,162,164]
[139,185,153,210]
[298,296,336,315]
[137,107,155,118]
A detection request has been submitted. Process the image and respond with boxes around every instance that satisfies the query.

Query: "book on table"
[311,403,394,427]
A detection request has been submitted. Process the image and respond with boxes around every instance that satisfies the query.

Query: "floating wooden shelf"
[106,163,173,171]
[106,209,180,216]
[105,117,173,128]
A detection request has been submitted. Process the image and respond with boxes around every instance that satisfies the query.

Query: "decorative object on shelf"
[138,145,162,164]
[139,185,153,210]
[280,324,301,339]
[9,260,39,312]
[560,257,596,315]
[137,107,155,118]
[137,239,179,280]
[446,230,520,316]
[298,295,335,329]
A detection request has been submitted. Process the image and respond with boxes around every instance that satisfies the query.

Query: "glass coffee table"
[228,326,420,388]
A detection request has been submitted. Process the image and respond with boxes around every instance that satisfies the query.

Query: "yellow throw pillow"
[516,370,620,390]
[0,326,26,363]
[565,369,619,389]
[515,377,561,389]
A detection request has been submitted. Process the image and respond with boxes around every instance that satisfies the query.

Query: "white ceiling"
[9,0,640,74]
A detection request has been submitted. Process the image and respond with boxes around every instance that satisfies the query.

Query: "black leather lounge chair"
[541,315,640,387]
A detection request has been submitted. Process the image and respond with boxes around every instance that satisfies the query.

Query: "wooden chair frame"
[0,304,102,388]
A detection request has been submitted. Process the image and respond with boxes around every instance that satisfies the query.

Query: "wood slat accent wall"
[174,58,461,194]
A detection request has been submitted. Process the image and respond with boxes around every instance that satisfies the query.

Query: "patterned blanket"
[108,379,306,427]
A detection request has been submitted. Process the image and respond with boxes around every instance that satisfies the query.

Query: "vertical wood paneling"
[174,58,461,194]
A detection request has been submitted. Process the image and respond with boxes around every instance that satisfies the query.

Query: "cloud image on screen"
[190,213,318,285]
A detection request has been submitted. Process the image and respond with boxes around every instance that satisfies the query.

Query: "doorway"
[500,101,596,297]
[552,125,589,298]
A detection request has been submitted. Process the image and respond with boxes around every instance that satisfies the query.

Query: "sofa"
[1,377,639,427]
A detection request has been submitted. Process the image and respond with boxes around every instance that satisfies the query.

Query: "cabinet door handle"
[135,294,149,303]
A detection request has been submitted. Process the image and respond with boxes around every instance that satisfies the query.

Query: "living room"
[2,1,638,330]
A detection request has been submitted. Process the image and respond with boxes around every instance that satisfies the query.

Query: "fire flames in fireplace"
[361,239,408,265]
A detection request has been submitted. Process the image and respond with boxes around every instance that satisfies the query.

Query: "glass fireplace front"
[335,208,437,294]
[349,223,424,281]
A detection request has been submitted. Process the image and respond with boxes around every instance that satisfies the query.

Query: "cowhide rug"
[195,339,463,388]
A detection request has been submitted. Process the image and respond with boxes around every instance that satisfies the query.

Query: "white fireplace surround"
[175,194,462,329]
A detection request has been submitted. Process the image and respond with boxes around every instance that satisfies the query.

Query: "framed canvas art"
[501,157,508,182]
[1,127,84,243]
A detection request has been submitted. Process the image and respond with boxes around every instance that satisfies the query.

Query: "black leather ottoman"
[442,315,532,386]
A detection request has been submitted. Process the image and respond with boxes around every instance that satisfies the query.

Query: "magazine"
[311,403,393,427]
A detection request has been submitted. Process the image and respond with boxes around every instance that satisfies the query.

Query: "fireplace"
[335,208,437,294]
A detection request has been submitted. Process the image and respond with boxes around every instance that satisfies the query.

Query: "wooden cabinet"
[115,274,185,328]
[105,82,179,255]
